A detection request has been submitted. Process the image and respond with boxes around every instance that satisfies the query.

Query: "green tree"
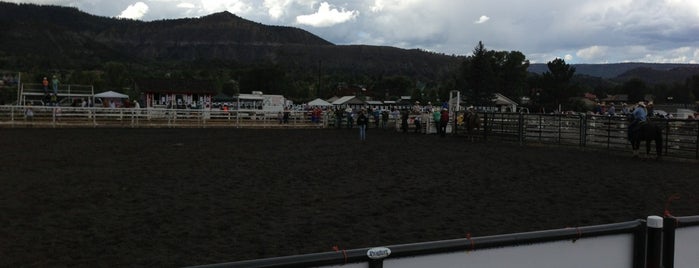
[541,58,575,111]
[685,75,699,103]
[490,50,530,101]
[103,62,132,90]
[669,82,694,104]
[623,78,648,103]
[375,75,413,99]
[462,41,496,106]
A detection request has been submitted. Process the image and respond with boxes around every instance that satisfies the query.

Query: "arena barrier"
[1,106,697,159]
[187,215,699,268]
[453,112,699,160]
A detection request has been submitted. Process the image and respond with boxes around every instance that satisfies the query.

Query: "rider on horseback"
[628,101,648,140]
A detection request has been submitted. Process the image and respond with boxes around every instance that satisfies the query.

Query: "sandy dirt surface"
[1,128,697,267]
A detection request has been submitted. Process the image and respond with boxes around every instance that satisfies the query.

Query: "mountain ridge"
[1,2,699,87]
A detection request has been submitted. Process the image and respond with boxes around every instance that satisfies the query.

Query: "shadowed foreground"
[1,128,697,267]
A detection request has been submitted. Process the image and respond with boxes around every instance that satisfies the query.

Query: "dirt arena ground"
[1,128,698,267]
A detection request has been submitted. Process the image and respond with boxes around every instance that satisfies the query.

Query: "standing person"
[345,106,353,128]
[432,108,441,135]
[356,109,368,141]
[440,108,449,137]
[335,107,343,128]
[401,109,409,133]
[373,108,380,128]
[24,106,34,126]
[381,109,389,129]
[607,103,616,116]
[621,103,629,115]
[42,77,49,94]
[413,112,421,133]
[51,75,59,95]
[283,108,290,124]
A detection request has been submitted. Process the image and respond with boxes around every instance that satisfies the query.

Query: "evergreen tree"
[542,58,575,111]
[462,41,496,106]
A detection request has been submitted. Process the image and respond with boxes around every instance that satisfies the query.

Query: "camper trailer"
[234,91,286,118]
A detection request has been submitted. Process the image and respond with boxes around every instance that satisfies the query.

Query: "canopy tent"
[94,90,129,99]
[307,98,332,107]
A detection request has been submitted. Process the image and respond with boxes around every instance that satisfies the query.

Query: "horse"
[463,111,481,141]
[629,122,663,159]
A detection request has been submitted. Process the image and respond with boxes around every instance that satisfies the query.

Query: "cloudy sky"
[8,0,699,64]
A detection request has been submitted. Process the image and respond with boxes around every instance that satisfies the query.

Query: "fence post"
[518,112,524,145]
[579,115,587,147]
[662,216,677,268]
[695,120,699,159]
[646,215,663,268]
[606,116,612,149]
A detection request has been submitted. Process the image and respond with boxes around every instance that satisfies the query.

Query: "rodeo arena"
[3,73,699,268]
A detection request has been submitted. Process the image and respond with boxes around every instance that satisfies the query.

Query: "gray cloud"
[7,0,699,64]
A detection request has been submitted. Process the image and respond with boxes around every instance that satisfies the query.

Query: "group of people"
[594,101,658,118]
[398,104,450,137]
[325,101,457,141]
[42,75,60,95]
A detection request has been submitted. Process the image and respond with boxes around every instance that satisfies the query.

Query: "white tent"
[94,90,129,99]
[307,98,332,107]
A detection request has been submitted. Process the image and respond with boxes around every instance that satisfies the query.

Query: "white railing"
[0,106,326,128]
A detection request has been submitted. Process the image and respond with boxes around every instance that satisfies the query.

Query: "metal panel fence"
[2,106,698,159]
[454,112,699,160]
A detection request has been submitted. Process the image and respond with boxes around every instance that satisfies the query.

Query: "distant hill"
[2,2,698,89]
[613,66,699,85]
[0,2,460,80]
[529,63,699,78]
[529,63,699,86]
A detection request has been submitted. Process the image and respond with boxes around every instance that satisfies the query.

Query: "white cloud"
[199,0,253,15]
[177,3,195,9]
[474,15,490,24]
[117,2,149,20]
[263,0,292,19]
[576,46,608,61]
[296,2,358,27]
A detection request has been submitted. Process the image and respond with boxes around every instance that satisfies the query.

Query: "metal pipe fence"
[453,112,699,160]
[2,106,698,159]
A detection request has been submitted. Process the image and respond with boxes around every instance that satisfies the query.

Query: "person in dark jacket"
[440,108,449,137]
[356,110,368,141]
[401,109,409,133]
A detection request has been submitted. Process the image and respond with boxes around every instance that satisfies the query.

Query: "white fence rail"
[0,106,325,128]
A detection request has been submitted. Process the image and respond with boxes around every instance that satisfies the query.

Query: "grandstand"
[19,81,94,106]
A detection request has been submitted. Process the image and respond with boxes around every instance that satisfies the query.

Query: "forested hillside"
[1,2,698,107]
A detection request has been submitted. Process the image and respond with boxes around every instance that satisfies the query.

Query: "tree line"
[3,42,698,111]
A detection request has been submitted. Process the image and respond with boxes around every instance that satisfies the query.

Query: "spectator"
[42,77,49,94]
[51,75,59,94]
[414,113,421,133]
[401,109,409,133]
[381,109,389,129]
[345,107,353,128]
[24,106,34,125]
[607,103,616,116]
[440,108,449,137]
[433,109,441,135]
[356,110,368,141]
